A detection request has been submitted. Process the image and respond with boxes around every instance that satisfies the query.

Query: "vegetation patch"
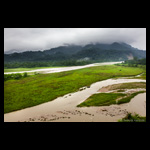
[4,65,145,113]
[115,58,146,80]
[117,91,146,104]
[118,113,146,122]
[99,82,146,93]
[135,73,146,80]
[117,89,126,92]
[4,72,28,81]
[77,93,126,107]
[77,91,146,107]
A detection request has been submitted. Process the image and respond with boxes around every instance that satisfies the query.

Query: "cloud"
[4,28,146,53]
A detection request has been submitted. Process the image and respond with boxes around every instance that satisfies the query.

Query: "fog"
[4,28,146,53]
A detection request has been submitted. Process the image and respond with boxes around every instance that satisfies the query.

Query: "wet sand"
[4,78,146,122]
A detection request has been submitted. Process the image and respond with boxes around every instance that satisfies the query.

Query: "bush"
[118,113,146,122]
[23,72,28,77]
[14,73,22,80]
[34,72,39,75]
[4,73,28,81]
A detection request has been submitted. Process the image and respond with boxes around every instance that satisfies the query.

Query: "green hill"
[4,42,146,68]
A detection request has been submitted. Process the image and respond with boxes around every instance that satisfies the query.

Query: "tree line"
[4,60,93,68]
[124,57,146,66]
[4,72,28,81]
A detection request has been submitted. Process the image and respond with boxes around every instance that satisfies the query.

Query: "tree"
[23,72,28,77]
[134,57,138,61]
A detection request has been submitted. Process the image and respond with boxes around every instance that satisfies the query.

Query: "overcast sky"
[4,28,146,53]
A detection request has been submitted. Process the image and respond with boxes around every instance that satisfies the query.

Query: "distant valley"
[4,42,146,68]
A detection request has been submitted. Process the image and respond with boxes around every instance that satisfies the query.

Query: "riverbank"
[4,64,145,113]
[4,78,146,122]
[4,62,122,74]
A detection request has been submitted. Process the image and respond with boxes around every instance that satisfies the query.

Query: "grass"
[118,113,146,122]
[135,72,146,80]
[117,89,126,92]
[117,91,146,104]
[115,64,146,80]
[77,91,146,107]
[77,81,146,107]
[117,82,146,89]
[77,93,126,107]
[4,65,146,113]
[4,72,29,81]
[101,82,146,92]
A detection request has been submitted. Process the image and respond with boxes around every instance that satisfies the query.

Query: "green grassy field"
[77,91,145,107]
[117,91,146,104]
[135,73,146,80]
[77,93,126,107]
[77,81,146,107]
[4,65,146,113]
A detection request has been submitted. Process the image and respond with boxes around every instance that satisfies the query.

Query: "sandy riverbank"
[4,78,146,122]
[4,62,122,74]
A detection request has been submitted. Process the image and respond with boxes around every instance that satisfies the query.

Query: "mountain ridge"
[4,42,146,63]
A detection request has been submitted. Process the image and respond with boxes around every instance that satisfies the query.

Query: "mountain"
[4,49,21,54]
[44,45,83,55]
[4,42,146,63]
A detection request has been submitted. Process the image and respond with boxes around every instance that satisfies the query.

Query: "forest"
[4,42,146,68]
[124,57,146,66]
[4,60,93,68]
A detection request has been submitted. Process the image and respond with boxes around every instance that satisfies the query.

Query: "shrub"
[14,73,22,80]
[23,72,28,77]
[4,73,28,81]
[118,113,146,122]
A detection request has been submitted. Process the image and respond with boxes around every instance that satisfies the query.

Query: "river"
[4,61,122,74]
[4,78,146,122]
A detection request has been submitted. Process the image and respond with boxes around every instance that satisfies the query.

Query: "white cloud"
[4,28,146,53]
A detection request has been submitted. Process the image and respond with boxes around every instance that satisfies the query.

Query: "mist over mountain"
[4,28,146,53]
[4,42,146,63]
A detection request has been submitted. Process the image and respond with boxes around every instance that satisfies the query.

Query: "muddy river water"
[4,78,146,122]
